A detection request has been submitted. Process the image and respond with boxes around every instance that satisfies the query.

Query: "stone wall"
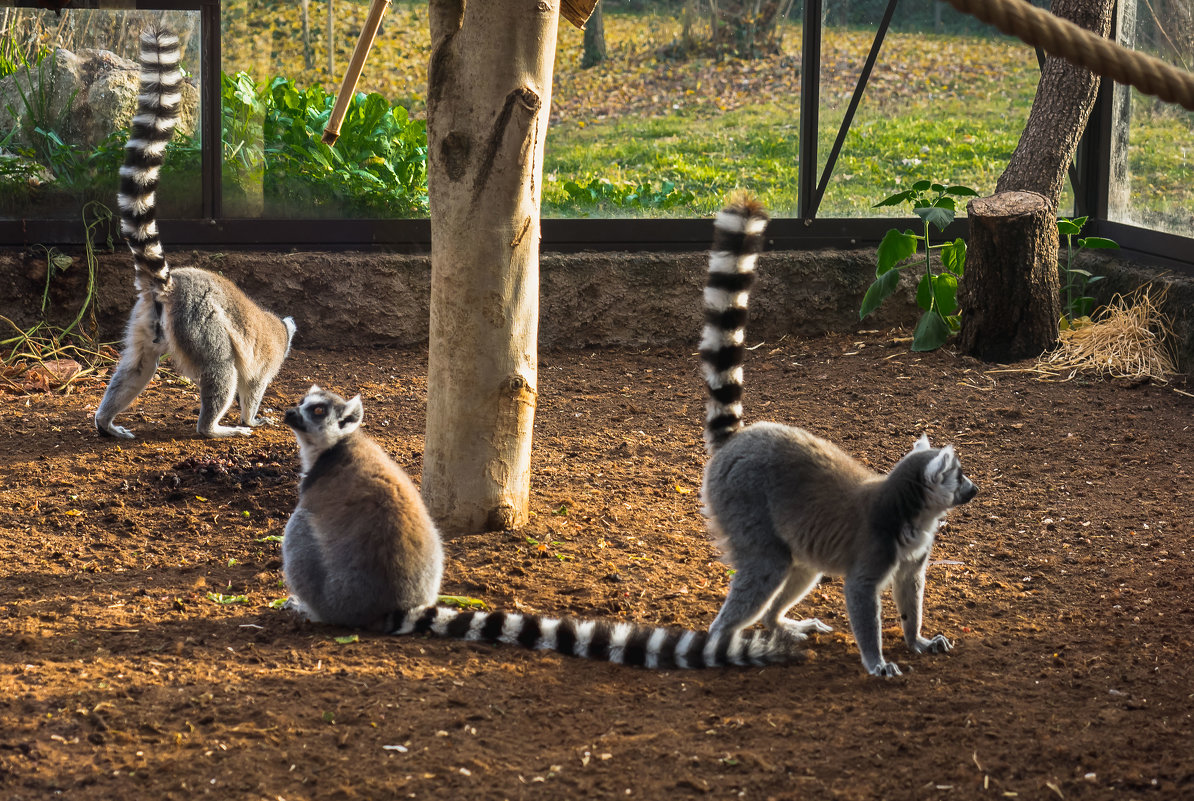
[1,246,1188,366]
[0,247,917,350]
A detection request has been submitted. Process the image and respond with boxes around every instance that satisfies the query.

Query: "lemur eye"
[311,404,327,418]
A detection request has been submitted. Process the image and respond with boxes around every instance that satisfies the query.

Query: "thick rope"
[942,0,1194,111]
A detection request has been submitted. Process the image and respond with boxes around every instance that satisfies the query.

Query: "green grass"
[543,80,1032,218]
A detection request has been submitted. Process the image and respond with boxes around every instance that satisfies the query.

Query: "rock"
[0,44,198,152]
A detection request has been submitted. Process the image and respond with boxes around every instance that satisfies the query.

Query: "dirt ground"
[1,330,1191,800]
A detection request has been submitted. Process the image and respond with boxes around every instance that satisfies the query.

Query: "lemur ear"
[913,433,932,452]
[308,384,322,395]
[340,395,364,430]
[925,445,956,484]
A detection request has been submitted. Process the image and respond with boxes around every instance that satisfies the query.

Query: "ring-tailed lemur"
[281,385,800,669]
[698,195,978,677]
[94,26,295,439]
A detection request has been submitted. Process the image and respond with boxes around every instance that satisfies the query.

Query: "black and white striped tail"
[700,195,769,454]
[382,606,799,669]
[118,26,183,289]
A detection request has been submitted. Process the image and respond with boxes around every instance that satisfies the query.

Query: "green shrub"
[261,76,428,216]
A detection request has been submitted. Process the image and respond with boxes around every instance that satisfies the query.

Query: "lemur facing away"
[281,385,803,669]
[95,26,295,439]
[698,195,978,677]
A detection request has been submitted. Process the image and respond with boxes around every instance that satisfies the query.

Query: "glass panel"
[816,1,1038,218]
[545,1,802,218]
[0,10,201,222]
[220,0,429,218]
[1107,0,1194,236]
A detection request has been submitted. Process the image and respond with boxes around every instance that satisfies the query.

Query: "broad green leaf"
[945,185,979,197]
[1057,219,1083,236]
[874,189,915,208]
[911,179,932,192]
[942,238,967,277]
[1077,236,1119,249]
[911,310,952,351]
[930,182,947,193]
[859,269,901,319]
[915,205,954,231]
[934,273,959,315]
[933,196,956,211]
[876,229,919,275]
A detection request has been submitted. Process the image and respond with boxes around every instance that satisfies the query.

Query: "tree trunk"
[996,0,1115,203]
[326,0,335,81]
[1108,0,1136,217]
[957,192,1060,362]
[423,0,558,534]
[301,0,313,71]
[959,0,1115,362]
[581,2,607,68]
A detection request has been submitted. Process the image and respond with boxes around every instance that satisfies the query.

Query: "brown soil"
[1,331,1192,801]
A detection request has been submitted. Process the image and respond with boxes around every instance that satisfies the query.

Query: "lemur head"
[906,434,978,510]
[284,385,363,471]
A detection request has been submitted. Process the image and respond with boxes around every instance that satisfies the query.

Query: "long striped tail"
[381,607,801,669]
[118,26,183,290]
[700,195,769,455]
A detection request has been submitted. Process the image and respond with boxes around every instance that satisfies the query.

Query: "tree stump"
[957,192,1060,362]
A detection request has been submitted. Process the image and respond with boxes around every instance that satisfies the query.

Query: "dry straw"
[1031,285,1177,383]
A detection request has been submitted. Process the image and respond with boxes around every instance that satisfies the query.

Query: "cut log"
[957,191,1060,362]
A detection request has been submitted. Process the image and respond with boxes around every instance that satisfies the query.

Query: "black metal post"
[797,0,822,221]
[809,0,899,218]
[201,0,221,220]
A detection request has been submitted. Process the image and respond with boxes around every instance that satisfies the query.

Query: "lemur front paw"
[867,660,903,678]
[204,425,254,438]
[913,634,953,654]
[99,423,136,439]
[244,415,273,428]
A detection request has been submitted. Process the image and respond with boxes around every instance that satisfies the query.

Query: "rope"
[942,0,1194,111]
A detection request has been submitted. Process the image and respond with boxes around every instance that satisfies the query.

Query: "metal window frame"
[1,0,1191,277]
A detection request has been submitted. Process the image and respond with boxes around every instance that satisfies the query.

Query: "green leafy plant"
[263,77,428,216]
[1057,216,1118,327]
[550,177,696,215]
[859,180,978,351]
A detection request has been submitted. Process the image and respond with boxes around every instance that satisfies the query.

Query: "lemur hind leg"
[238,374,271,427]
[761,563,833,640]
[196,367,252,437]
[708,526,794,640]
[95,299,166,438]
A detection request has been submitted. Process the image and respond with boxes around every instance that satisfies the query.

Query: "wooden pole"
[322,0,391,145]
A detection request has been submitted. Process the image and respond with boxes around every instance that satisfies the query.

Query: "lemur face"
[284,385,363,452]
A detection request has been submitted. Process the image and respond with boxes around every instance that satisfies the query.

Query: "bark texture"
[958,192,1060,362]
[996,0,1115,203]
[423,0,558,533]
[960,0,1115,362]
[581,3,607,68]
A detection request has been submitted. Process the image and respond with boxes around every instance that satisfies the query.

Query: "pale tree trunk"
[958,0,1115,362]
[422,0,558,534]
